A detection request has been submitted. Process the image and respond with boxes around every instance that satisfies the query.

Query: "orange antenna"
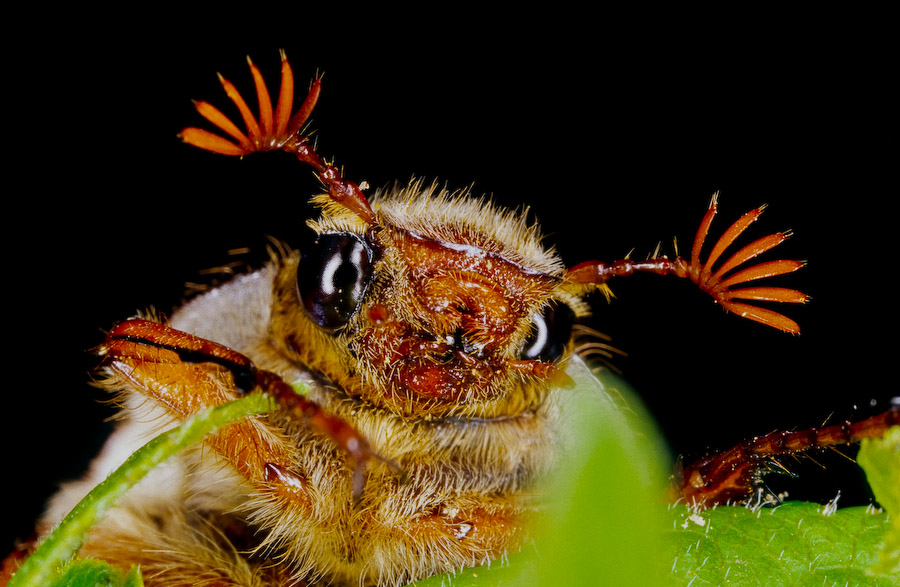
[565,194,808,333]
[180,51,376,225]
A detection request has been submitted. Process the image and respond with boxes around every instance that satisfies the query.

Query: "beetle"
[5,49,892,587]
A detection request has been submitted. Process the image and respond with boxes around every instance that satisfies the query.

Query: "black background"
[5,16,895,553]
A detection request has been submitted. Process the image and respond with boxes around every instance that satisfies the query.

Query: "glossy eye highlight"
[297,233,374,330]
[521,301,575,363]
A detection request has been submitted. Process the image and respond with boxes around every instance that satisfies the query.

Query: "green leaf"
[859,426,900,515]
[666,423,900,585]
[668,502,897,586]
[46,559,143,587]
[530,361,671,586]
[859,425,900,575]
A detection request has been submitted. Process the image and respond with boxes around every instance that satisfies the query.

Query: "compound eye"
[297,232,374,331]
[521,301,575,363]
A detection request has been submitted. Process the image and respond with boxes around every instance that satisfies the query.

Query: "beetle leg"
[104,319,376,497]
[676,405,900,507]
